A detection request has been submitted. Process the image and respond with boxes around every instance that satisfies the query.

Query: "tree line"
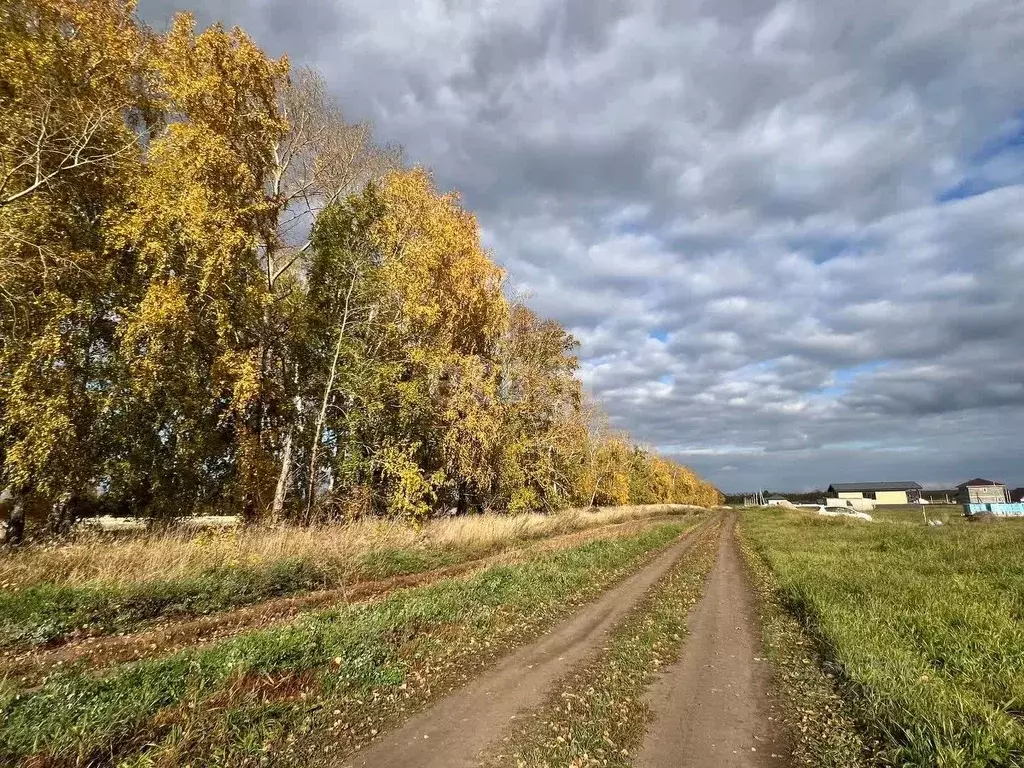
[0,0,722,542]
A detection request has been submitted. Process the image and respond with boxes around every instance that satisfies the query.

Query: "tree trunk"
[271,392,304,522]
[272,427,295,521]
[589,469,602,508]
[306,276,356,521]
[47,492,77,537]
[4,492,27,545]
[587,443,601,508]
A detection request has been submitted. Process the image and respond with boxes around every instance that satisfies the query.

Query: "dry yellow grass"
[0,504,704,589]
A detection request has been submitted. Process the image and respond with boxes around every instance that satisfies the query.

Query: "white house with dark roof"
[956,478,1008,505]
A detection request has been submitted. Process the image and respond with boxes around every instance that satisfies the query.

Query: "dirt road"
[340,516,718,768]
[636,514,790,767]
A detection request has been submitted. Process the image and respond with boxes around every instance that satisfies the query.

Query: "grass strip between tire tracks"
[481,520,721,768]
[0,519,698,767]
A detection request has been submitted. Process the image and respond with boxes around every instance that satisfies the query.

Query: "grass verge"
[736,520,877,767]
[0,520,697,767]
[480,520,721,768]
[742,508,1024,767]
[0,505,701,650]
[0,557,367,649]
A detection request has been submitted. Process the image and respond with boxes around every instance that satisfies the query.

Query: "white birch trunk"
[305,276,356,519]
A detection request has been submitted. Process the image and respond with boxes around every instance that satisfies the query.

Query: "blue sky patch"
[818,361,889,397]
[938,112,1024,202]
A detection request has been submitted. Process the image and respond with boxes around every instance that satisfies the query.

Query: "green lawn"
[743,508,1024,767]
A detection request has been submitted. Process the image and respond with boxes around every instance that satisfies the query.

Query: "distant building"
[826,481,922,505]
[1012,488,1024,503]
[956,478,1008,505]
[765,498,789,506]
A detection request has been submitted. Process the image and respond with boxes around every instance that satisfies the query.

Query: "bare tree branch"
[1,96,136,208]
[261,67,402,290]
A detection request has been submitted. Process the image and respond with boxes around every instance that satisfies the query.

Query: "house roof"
[956,478,1004,488]
[828,481,922,492]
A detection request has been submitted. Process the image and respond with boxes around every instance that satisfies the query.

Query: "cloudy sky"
[139,0,1024,492]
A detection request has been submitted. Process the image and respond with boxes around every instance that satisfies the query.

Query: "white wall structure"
[825,497,876,511]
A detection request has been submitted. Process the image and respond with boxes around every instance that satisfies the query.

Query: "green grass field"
[743,508,1024,767]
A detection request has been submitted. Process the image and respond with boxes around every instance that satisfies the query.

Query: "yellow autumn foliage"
[0,2,721,540]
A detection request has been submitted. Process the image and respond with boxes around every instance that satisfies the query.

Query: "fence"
[964,503,1024,517]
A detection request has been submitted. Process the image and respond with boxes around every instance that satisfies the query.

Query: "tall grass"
[743,509,1024,767]
[0,504,696,590]
[869,504,966,525]
[0,505,702,649]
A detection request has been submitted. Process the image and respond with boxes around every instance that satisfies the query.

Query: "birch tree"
[0,0,151,540]
[492,303,584,512]
[261,68,400,519]
[369,168,507,516]
[109,14,289,519]
[298,189,388,517]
